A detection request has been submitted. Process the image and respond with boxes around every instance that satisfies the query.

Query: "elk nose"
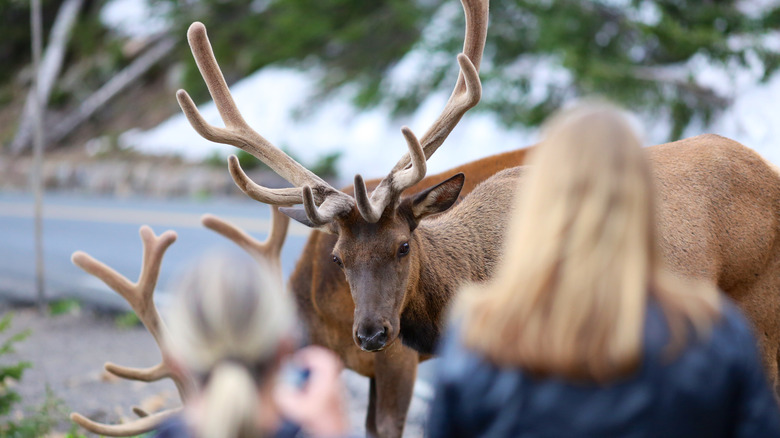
[356,326,389,352]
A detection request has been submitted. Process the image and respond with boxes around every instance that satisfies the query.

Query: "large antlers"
[70,226,191,436]
[179,0,488,225]
[353,0,486,222]
[392,0,487,166]
[177,23,353,225]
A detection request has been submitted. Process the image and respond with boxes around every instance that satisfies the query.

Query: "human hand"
[275,346,348,437]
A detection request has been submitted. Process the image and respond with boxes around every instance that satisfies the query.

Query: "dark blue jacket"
[427,300,780,438]
[153,416,301,438]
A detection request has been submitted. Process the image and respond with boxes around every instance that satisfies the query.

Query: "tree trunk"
[46,37,176,147]
[9,0,85,154]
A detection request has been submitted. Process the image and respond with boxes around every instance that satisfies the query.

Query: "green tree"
[161,0,780,139]
[0,0,115,84]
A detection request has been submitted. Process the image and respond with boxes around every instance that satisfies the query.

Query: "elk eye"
[332,255,343,268]
[398,242,410,257]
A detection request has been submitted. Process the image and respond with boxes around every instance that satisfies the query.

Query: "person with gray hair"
[154,252,349,438]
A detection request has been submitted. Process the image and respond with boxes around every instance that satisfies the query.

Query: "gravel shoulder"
[2,303,428,437]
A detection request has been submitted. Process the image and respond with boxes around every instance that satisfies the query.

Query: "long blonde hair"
[166,252,295,438]
[458,103,720,382]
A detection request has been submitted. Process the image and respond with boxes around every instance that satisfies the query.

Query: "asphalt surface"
[0,191,310,309]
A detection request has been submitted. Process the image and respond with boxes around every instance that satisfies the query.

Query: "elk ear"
[279,207,338,234]
[405,173,465,224]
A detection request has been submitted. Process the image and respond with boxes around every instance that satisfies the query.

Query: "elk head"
[178,0,488,352]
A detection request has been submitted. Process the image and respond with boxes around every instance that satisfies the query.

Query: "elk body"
[289,147,530,436]
[647,135,780,389]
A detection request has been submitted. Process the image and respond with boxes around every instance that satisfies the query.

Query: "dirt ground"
[2,303,429,437]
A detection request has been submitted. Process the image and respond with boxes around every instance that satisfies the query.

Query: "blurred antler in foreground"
[70,226,192,436]
[201,206,290,280]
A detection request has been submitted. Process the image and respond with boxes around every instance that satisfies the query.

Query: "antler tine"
[227,155,306,205]
[201,207,290,279]
[302,185,354,226]
[354,127,426,222]
[104,362,169,382]
[391,0,487,172]
[70,226,191,435]
[71,227,181,388]
[71,407,182,437]
[265,206,291,255]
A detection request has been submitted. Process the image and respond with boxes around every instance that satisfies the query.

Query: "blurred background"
[1,0,780,436]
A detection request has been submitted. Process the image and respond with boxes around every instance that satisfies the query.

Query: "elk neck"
[398,166,524,354]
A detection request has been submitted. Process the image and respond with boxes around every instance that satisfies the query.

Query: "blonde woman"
[154,253,349,438]
[426,104,780,437]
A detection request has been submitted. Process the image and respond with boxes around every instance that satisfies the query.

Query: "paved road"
[0,191,310,308]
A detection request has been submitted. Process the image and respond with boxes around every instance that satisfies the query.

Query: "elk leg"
[372,344,419,438]
[366,377,378,437]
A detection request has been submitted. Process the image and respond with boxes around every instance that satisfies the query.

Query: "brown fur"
[649,135,780,389]
[291,136,780,437]
[397,167,524,353]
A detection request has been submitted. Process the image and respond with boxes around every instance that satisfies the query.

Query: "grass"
[114,311,141,329]
[48,299,81,316]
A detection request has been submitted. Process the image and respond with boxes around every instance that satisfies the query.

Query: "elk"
[177,0,492,350]
[287,147,531,437]
[645,135,780,390]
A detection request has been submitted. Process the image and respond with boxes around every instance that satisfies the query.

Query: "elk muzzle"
[354,320,394,352]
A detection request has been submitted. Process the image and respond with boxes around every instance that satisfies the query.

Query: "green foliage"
[156,0,433,104]
[1,387,68,438]
[203,148,341,179]
[114,311,141,329]
[0,315,90,437]
[0,313,32,436]
[203,149,269,171]
[48,298,81,316]
[204,150,226,168]
[0,0,63,83]
[406,0,780,139]
[0,0,117,86]
[309,151,342,179]
[160,0,780,139]
[236,149,264,171]
[1,386,91,438]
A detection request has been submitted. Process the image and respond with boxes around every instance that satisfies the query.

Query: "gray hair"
[166,252,295,438]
